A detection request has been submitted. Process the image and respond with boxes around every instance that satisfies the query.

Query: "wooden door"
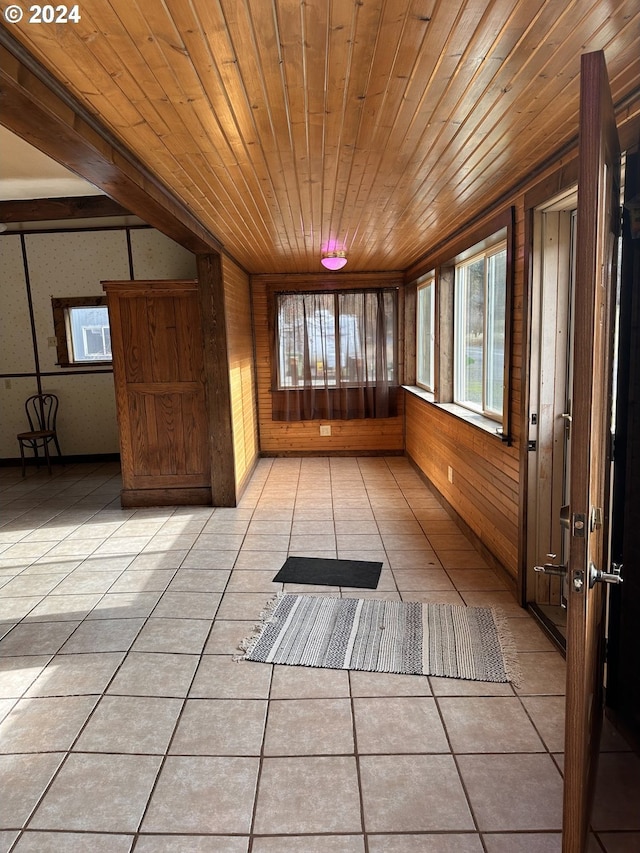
[103,279,212,507]
[562,51,621,852]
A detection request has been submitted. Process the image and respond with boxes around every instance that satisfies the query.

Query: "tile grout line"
[0,459,579,850]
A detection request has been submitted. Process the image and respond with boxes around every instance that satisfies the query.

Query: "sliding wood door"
[103,279,211,506]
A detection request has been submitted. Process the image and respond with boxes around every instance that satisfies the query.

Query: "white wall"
[130,229,196,279]
[0,226,196,460]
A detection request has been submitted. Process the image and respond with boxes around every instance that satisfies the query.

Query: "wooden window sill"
[403,385,509,443]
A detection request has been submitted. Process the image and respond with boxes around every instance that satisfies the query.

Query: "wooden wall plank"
[197,253,237,506]
[222,256,260,494]
[405,391,519,573]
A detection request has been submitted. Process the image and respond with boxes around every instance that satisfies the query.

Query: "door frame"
[525,191,578,644]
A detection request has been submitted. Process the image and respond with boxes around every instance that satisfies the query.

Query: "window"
[454,242,506,419]
[406,209,512,439]
[416,274,435,391]
[51,297,112,367]
[272,288,398,421]
[276,290,396,389]
[70,307,112,361]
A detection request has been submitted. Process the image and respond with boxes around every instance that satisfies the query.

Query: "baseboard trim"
[0,453,120,467]
[260,449,404,458]
[120,487,213,507]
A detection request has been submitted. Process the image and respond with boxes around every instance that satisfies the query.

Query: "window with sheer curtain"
[271,289,398,421]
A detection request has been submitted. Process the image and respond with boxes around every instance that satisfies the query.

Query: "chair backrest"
[25,394,59,432]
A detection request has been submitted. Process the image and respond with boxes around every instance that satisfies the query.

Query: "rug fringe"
[491,606,523,687]
[234,591,285,662]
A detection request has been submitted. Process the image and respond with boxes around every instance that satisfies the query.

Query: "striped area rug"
[240,594,519,684]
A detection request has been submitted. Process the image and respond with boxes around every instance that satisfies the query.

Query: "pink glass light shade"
[321,251,347,271]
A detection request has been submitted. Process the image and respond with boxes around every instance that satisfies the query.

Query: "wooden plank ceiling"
[3,0,640,273]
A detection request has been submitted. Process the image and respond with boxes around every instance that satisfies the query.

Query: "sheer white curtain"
[272,289,397,421]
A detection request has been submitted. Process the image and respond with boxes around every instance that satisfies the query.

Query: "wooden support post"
[197,253,237,507]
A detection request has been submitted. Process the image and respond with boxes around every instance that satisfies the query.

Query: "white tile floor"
[0,457,638,852]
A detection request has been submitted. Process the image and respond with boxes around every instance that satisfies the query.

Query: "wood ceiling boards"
[1,0,639,274]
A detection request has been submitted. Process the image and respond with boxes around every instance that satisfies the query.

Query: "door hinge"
[528,440,536,451]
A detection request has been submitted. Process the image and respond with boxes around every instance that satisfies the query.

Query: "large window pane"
[454,242,506,420]
[485,249,506,415]
[338,291,396,385]
[456,257,484,410]
[277,293,335,387]
[338,292,367,384]
[416,278,435,390]
[68,306,112,362]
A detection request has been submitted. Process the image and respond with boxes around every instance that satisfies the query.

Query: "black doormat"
[273,556,382,589]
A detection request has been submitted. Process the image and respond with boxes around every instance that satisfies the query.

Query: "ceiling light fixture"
[321,250,347,271]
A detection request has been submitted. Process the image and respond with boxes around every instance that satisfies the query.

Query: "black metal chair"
[17,393,63,477]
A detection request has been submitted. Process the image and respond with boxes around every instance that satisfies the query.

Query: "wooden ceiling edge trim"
[405,85,640,284]
[0,31,226,257]
[252,271,405,287]
[0,195,132,223]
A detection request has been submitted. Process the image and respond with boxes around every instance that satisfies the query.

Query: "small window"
[51,297,112,367]
[454,242,506,420]
[416,274,435,391]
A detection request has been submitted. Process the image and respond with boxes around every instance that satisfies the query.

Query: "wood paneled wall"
[251,273,405,454]
[404,181,531,580]
[405,392,519,575]
[222,256,259,492]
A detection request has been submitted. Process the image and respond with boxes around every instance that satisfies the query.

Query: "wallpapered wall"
[0,226,197,459]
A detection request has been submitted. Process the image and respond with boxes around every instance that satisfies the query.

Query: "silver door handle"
[589,562,623,588]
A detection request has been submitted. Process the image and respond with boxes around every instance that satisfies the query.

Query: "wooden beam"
[0,195,132,223]
[0,31,223,255]
[197,253,237,507]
